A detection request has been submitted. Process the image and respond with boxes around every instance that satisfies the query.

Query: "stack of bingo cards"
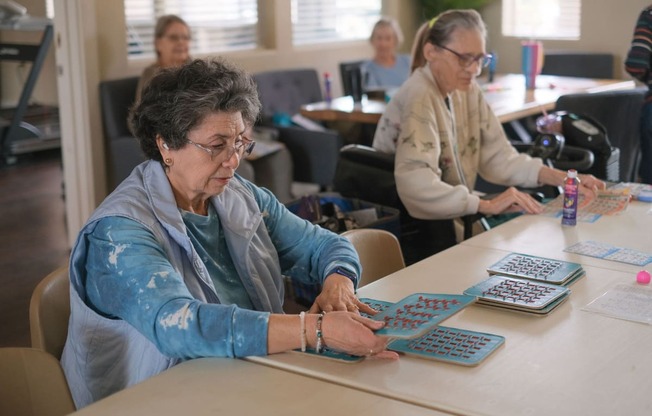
[521,40,544,89]
[486,253,585,286]
[462,253,579,316]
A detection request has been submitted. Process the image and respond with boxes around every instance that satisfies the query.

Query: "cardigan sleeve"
[85,216,269,359]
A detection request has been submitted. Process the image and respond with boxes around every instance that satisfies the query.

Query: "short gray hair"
[370,16,404,47]
[129,58,261,162]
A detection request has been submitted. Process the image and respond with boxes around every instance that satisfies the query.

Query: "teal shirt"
[362,54,411,90]
[181,205,253,309]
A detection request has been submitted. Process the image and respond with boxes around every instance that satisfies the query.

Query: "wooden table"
[300,95,387,124]
[485,74,636,123]
[300,74,636,125]
[70,201,651,416]
[462,200,652,274]
[248,199,652,416]
[71,357,447,416]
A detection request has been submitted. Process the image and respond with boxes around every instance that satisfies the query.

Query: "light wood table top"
[71,357,447,416]
[300,95,387,124]
[484,74,636,123]
[249,243,652,416]
[462,200,652,274]
[299,74,636,125]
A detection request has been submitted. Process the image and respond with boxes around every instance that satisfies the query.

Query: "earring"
[164,158,173,166]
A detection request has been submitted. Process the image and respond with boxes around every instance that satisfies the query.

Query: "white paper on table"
[582,283,652,325]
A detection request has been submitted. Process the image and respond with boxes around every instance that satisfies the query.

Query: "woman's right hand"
[317,312,399,359]
[477,187,543,216]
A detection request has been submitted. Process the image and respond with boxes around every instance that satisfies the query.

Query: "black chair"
[339,60,366,98]
[555,88,646,182]
[99,76,146,190]
[253,68,343,188]
[541,52,614,79]
[333,144,484,265]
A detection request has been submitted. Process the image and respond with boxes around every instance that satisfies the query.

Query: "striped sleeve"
[625,7,652,84]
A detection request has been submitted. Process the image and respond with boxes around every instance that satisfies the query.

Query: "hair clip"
[428,17,438,29]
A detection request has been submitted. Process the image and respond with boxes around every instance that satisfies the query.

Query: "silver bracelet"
[315,313,324,354]
[299,311,306,352]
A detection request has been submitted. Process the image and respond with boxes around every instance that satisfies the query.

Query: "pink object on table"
[636,270,651,284]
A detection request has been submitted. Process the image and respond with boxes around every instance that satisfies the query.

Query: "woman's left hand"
[309,273,375,315]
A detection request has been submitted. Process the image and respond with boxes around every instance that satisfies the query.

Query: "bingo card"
[464,275,570,315]
[487,253,585,285]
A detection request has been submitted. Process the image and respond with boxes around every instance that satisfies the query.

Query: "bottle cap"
[567,169,577,178]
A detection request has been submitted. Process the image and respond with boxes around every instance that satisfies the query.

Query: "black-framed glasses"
[437,44,493,68]
[186,137,256,161]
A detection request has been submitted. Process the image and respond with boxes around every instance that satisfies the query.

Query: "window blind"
[124,0,258,58]
[291,0,381,46]
[502,0,581,40]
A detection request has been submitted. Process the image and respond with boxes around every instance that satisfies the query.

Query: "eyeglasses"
[164,34,191,43]
[186,137,256,161]
[437,44,493,68]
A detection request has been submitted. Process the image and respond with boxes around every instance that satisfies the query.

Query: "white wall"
[482,0,651,80]
[95,0,420,97]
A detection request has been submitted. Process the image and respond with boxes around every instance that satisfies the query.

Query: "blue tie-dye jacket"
[61,160,360,408]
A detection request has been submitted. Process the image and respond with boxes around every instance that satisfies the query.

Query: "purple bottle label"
[561,182,578,226]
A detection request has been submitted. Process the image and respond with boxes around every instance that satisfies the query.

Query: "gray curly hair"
[129,58,261,162]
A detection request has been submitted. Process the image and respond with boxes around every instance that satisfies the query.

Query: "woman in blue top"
[61,58,397,409]
[362,17,411,90]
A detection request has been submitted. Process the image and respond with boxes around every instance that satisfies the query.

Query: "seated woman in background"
[362,17,411,91]
[372,9,605,222]
[62,58,397,409]
[136,14,191,102]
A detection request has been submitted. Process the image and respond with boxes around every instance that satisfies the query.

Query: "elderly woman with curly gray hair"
[62,58,397,409]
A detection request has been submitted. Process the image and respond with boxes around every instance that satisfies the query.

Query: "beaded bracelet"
[299,311,306,352]
[315,313,325,354]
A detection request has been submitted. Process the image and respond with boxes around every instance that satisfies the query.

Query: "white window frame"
[123,0,259,59]
[502,0,581,40]
[291,0,381,46]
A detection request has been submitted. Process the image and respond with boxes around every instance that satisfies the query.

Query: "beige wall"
[482,0,651,80]
[95,0,421,97]
[4,1,650,116]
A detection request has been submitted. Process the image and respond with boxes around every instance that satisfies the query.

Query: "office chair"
[99,76,147,190]
[541,52,615,79]
[554,88,646,182]
[0,347,76,416]
[341,228,405,287]
[29,266,70,360]
[339,60,366,98]
[253,68,344,188]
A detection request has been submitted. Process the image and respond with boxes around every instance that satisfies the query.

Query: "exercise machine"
[0,1,59,164]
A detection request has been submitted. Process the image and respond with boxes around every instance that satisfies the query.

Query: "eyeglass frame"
[436,44,493,69]
[185,137,256,161]
[163,34,191,43]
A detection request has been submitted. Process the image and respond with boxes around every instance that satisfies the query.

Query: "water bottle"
[561,169,579,226]
[488,50,497,83]
[323,72,332,104]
